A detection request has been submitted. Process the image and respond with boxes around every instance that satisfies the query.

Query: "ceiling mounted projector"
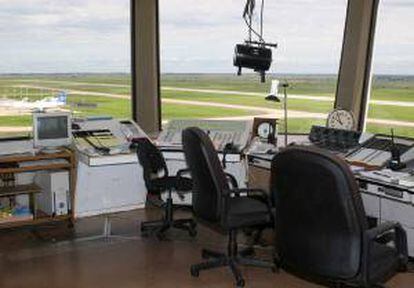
[233,42,273,83]
[234,0,277,82]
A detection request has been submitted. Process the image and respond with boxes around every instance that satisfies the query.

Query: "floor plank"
[0,208,412,288]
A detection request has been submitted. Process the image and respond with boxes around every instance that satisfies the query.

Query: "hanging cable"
[260,0,265,40]
[234,0,277,82]
[243,0,265,43]
[242,0,266,43]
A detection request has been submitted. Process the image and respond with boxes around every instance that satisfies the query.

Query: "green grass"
[371,89,414,102]
[0,73,413,138]
[0,74,131,85]
[161,90,333,114]
[0,116,31,127]
[162,104,253,120]
[283,118,326,133]
[161,74,337,97]
[67,95,130,118]
[368,105,414,122]
[365,124,414,138]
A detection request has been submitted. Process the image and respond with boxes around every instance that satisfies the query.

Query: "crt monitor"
[33,112,72,148]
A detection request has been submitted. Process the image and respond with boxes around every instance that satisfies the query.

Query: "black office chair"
[271,146,408,287]
[182,127,276,288]
[133,138,196,239]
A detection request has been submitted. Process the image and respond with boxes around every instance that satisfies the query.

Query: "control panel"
[346,134,414,168]
[157,119,251,152]
[309,125,362,153]
[72,118,146,157]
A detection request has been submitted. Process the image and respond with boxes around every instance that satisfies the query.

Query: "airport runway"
[1,84,413,133]
[7,80,414,107]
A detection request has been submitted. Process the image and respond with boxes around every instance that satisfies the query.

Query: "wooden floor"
[0,209,413,288]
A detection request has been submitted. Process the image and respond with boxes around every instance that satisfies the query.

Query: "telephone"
[247,138,278,155]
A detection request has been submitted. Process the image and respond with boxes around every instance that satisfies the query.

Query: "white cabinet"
[75,159,146,218]
[361,191,414,256]
[361,193,380,220]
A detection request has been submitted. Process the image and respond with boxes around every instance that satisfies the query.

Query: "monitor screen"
[37,116,69,140]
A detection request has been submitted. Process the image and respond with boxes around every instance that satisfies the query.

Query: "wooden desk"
[0,149,76,229]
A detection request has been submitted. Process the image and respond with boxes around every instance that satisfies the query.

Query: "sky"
[0,0,412,75]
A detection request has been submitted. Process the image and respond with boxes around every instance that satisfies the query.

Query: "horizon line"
[0,72,413,77]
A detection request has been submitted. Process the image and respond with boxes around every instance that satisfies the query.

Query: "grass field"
[0,73,413,138]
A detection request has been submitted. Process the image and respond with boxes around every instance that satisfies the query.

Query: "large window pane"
[0,0,131,138]
[160,0,347,133]
[367,0,414,138]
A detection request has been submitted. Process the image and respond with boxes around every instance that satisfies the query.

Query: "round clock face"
[257,122,274,139]
[326,109,355,130]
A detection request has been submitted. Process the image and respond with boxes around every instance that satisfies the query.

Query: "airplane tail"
[57,91,68,104]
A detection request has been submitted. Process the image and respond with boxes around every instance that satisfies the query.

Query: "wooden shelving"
[0,214,71,229]
[0,183,41,197]
[0,148,76,230]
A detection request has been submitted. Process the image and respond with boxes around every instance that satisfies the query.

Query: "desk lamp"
[265,80,289,147]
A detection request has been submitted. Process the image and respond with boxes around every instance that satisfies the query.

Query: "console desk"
[247,135,414,256]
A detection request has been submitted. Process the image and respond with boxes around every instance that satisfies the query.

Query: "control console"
[309,125,361,153]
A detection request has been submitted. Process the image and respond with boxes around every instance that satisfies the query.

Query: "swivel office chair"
[271,146,408,287]
[182,127,275,288]
[133,138,196,239]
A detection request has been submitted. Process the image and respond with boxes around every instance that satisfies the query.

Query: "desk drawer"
[381,198,414,228]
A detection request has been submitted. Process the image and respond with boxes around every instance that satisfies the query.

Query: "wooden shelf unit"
[0,183,41,197]
[0,148,76,229]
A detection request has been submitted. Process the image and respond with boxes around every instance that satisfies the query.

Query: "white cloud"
[160,0,349,74]
[0,0,412,74]
[160,0,413,75]
[0,0,130,73]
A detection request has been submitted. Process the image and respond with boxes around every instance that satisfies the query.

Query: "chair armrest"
[226,188,268,198]
[361,221,408,283]
[176,168,191,178]
[225,173,239,189]
[368,222,408,261]
[366,221,403,241]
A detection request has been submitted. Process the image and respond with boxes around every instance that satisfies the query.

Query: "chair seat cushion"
[148,176,192,194]
[225,196,271,229]
[368,242,401,284]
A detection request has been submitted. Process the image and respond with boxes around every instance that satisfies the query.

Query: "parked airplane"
[0,91,68,112]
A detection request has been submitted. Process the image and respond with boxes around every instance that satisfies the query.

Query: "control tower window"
[159,0,348,134]
[366,0,414,138]
[0,0,131,138]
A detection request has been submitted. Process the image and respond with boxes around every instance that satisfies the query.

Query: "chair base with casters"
[141,189,197,239]
[132,137,197,240]
[182,127,276,287]
[190,230,277,287]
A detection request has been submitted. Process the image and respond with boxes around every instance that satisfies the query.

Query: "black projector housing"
[233,44,272,82]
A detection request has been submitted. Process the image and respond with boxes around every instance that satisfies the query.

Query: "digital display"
[37,116,68,140]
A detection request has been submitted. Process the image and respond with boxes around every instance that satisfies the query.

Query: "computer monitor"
[33,112,72,148]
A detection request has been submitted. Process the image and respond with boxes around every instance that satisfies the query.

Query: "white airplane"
[0,91,68,112]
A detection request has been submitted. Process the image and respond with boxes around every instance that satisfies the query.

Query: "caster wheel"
[140,227,149,237]
[191,222,197,229]
[190,266,199,277]
[236,279,245,287]
[189,228,197,237]
[201,250,209,259]
[156,232,166,241]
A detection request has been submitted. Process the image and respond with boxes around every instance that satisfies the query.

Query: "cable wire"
[242,0,265,43]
